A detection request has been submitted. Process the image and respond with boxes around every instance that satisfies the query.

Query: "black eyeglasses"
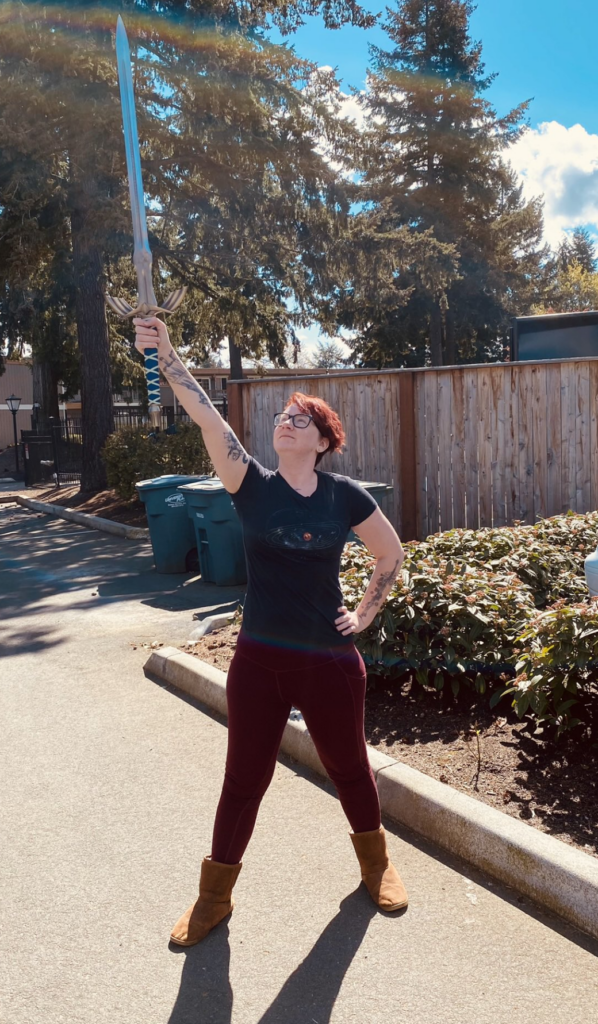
[273,412,313,429]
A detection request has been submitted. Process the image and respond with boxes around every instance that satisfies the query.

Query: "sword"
[106,16,186,426]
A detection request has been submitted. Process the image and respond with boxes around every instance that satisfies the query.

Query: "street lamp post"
[6,394,21,475]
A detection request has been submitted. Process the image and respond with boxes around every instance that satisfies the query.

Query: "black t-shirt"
[230,456,379,651]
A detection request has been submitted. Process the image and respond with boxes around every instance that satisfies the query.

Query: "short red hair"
[285,392,346,467]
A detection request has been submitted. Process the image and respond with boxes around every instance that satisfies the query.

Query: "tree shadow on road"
[0,624,65,657]
[167,890,377,1024]
[0,507,245,633]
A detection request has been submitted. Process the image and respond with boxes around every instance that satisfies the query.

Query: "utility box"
[585,547,598,597]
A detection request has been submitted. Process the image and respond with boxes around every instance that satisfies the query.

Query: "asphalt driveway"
[1,505,597,1024]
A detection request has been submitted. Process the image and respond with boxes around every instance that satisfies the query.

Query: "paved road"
[1,505,597,1024]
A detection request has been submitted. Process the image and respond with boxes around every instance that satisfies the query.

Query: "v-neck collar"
[276,469,321,499]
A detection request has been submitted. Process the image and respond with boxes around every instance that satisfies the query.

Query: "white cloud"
[336,92,367,129]
[315,66,366,127]
[508,121,598,247]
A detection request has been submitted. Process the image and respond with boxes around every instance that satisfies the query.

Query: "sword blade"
[115,16,157,310]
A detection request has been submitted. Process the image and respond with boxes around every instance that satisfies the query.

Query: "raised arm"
[134,317,250,493]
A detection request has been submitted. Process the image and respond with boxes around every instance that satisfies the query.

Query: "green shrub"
[503,599,598,738]
[339,510,598,737]
[409,511,598,608]
[101,423,213,500]
[340,542,536,700]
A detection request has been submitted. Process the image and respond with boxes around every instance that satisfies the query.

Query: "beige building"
[0,362,34,450]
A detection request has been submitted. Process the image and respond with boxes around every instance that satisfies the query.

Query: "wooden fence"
[226,356,598,543]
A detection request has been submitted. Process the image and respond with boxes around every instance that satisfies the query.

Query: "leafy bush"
[504,599,598,738]
[101,423,213,500]
[340,542,536,699]
[408,512,598,609]
[339,510,598,737]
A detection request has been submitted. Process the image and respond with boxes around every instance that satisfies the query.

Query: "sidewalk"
[1,505,597,1024]
[0,476,24,493]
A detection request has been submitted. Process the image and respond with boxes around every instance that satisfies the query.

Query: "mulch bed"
[23,485,148,527]
[0,447,146,526]
[181,622,598,862]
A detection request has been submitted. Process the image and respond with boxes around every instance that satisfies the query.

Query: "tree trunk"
[228,337,244,380]
[69,167,114,493]
[429,303,443,366]
[444,306,456,366]
[32,359,59,422]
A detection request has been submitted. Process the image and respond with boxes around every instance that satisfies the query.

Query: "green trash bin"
[347,482,394,544]
[136,474,210,574]
[178,479,247,586]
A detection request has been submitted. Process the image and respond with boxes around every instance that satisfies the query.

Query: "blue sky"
[271,0,598,133]
[258,1,598,363]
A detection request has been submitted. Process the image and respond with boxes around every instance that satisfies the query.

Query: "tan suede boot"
[349,825,408,911]
[170,857,243,947]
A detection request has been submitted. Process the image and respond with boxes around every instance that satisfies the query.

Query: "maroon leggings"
[211,630,381,864]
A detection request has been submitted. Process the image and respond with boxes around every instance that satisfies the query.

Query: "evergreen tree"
[556,236,573,273]
[533,261,598,314]
[0,0,374,489]
[305,338,350,368]
[570,227,597,274]
[535,228,598,313]
[350,0,546,367]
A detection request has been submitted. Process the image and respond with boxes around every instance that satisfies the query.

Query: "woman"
[134,317,409,947]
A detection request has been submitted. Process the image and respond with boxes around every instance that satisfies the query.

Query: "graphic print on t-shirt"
[260,508,342,551]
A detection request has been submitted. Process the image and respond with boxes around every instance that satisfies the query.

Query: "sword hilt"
[143,345,161,426]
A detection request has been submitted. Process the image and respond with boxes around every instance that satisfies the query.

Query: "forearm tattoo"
[224,431,249,464]
[358,557,402,623]
[159,350,212,408]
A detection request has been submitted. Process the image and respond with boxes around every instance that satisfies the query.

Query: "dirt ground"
[20,484,148,527]
[182,622,598,862]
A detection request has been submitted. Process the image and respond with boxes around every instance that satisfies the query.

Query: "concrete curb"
[188,611,238,641]
[16,496,150,541]
[145,645,598,941]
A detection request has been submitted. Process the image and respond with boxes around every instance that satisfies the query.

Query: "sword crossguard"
[105,286,187,319]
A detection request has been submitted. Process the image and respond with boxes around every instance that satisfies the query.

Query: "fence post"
[398,371,418,542]
[227,383,245,447]
[48,416,61,488]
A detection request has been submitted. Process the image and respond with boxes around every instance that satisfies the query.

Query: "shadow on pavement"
[167,892,377,1024]
[0,624,65,657]
[0,508,245,637]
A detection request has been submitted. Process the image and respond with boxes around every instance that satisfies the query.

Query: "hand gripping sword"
[106,16,187,426]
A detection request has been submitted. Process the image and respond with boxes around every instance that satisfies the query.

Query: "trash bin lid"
[136,473,210,491]
[177,479,227,493]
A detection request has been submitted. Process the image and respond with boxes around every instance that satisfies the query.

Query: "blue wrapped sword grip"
[143,346,161,409]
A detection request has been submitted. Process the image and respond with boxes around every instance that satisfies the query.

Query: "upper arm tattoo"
[224,430,249,463]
